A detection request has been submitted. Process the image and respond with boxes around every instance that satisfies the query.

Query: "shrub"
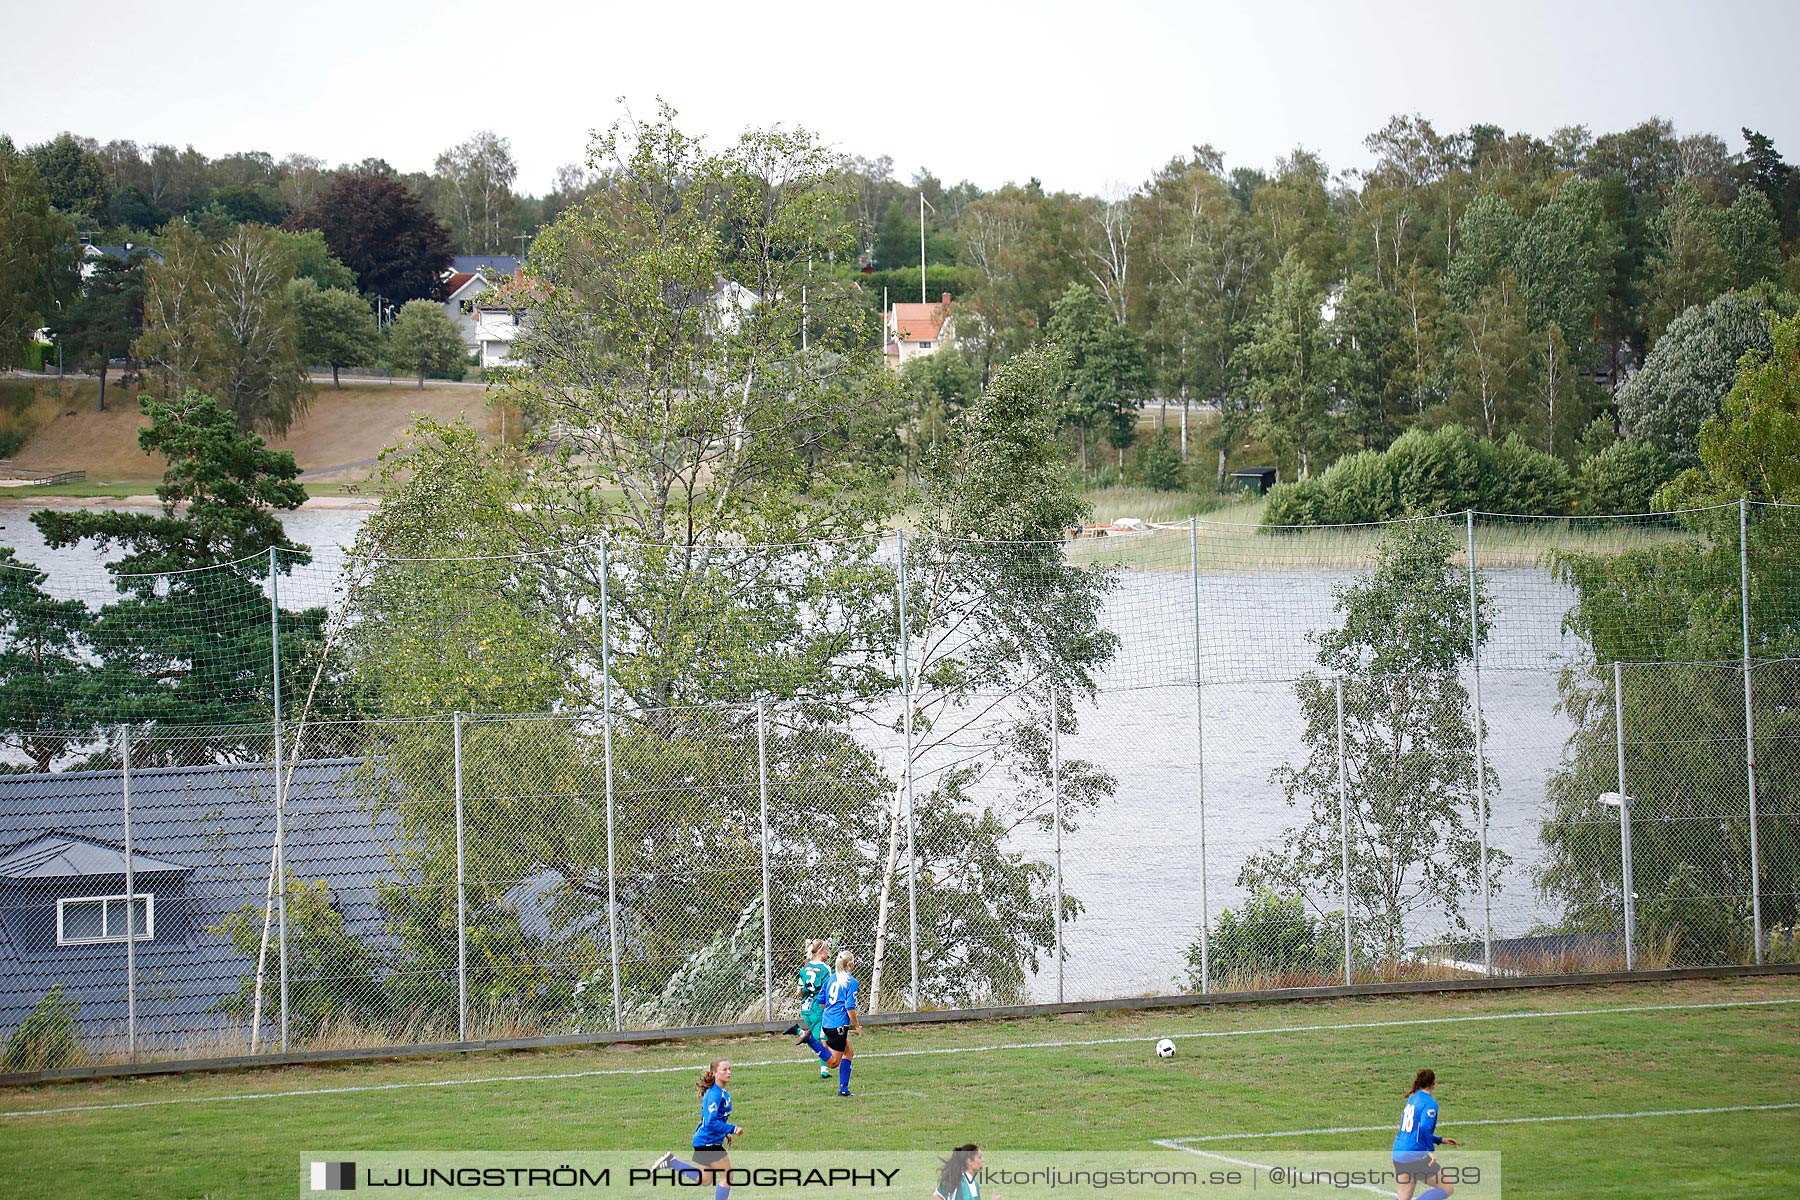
[1132,430,1186,492]
[1576,441,1672,515]
[0,429,25,458]
[1260,425,1575,526]
[213,876,390,1043]
[1181,889,1339,989]
[2,983,84,1071]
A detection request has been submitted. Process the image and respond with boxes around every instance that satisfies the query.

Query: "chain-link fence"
[2,504,1798,1066]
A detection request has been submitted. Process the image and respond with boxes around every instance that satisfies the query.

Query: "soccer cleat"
[838,1089,852,1097]
[652,1153,675,1171]
[781,1024,802,1037]
[819,1064,831,1078]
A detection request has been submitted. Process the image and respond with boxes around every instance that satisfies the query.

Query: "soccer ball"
[1154,1038,1176,1058]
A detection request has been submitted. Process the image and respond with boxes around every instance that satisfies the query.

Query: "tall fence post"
[1465,511,1492,977]
[895,530,921,1011]
[1188,518,1210,994]
[1335,675,1352,986]
[269,546,288,1053]
[1051,683,1064,1005]
[453,711,468,1041]
[599,541,623,1032]
[1614,660,1636,971]
[1739,498,1764,964]
[120,725,136,1061]
[757,701,773,1022]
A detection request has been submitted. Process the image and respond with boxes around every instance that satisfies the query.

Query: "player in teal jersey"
[933,1145,985,1200]
[788,939,833,1078]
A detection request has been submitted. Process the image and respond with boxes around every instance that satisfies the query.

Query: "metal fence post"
[599,540,623,1031]
[1614,660,1636,971]
[1051,683,1064,1005]
[757,701,773,1022]
[120,725,136,1061]
[1335,675,1352,986]
[1466,511,1492,976]
[896,530,920,1011]
[453,712,468,1041]
[1739,498,1764,964]
[269,546,288,1052]
[1188,517,1210,994]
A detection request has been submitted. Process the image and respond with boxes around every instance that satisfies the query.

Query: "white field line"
[1150,1141,1392,1197]
[1158,1100,1800,1144]
[844,1090,931,1099]
[2,995,1796,1121]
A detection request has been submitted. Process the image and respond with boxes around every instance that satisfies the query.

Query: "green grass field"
[3,976,1796,1199]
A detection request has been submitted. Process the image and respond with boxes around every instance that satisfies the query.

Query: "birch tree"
[1242,520,1504,961]
[134,223,311,433]
[434,131,520,255]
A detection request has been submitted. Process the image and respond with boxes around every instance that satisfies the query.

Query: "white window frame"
[56,893,154,946]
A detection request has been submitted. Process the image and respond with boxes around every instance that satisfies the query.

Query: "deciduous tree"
[1046,284,1150,472]
[135,224,312,432]
[434,131,521,255]
[1243,519,1504,961]
[286,173,452,301]
[289,278,380,387]
[1617,291,1773,472]
[1239,250,1335,478]
[384,299,466,388]
[27,133,109,220]
[0,140,74,368]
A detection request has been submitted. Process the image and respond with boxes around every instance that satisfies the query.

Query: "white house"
[884,293,956,370]
[78,240,161,282]
[440,256,523,367]
[711,279,758,334]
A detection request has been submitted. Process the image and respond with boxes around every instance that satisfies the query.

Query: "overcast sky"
[3,0,1793,196]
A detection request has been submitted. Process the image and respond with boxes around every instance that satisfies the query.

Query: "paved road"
[5,369,489,389]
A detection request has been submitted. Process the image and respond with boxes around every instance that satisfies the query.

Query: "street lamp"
[1597,791,1635,970]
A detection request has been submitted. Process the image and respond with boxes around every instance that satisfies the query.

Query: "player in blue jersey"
[653,1060,743,1200]
[1391,1068,1457,1200]
[819,949,862,1096]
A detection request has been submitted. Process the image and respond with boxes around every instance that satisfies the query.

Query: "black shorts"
[1392,1157,1438,1185]
[823,1025,852,1053]
[693,1146,729,1167]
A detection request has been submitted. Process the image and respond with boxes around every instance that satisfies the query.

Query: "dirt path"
[1,379,501,483]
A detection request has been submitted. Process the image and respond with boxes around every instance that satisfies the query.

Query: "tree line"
[5,114,1799,510]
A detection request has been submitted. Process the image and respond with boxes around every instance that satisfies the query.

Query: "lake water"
[0,504,1588,1001]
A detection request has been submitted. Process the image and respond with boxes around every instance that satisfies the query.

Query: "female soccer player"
[1391,1068,1457,1200]
[819,949,862,1096]
[654,1060,743,1200]
[790,939,833,1078]
[933,1144,985,1200]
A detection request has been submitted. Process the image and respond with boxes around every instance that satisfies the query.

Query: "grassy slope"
[0,379,500,486]
[2,977,1795,1199]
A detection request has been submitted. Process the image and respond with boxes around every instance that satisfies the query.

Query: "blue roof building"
[0,758,395,1058]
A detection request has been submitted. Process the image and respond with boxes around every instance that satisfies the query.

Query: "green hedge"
[1262,425,1576,526]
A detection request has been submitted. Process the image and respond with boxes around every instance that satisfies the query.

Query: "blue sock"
[666,1158,702,1185]
[838,1059,852,1091]
[804,1035,828,1060]
[714,1186,730,1200]
[1416,1188,1448,1200]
